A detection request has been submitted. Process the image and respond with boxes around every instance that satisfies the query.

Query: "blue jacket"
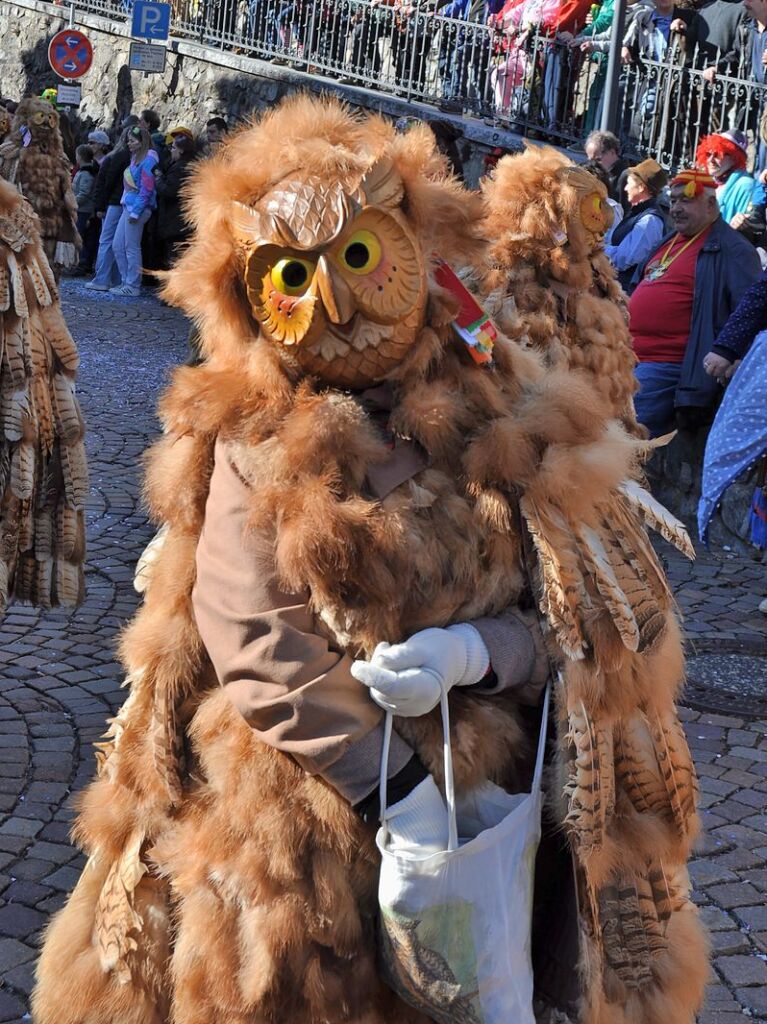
[717,170,763,224]
[121,153,158,220]
[713,268,767,362]
[653,218,761,410]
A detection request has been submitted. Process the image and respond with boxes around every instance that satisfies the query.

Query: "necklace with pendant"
[645,227,707,282]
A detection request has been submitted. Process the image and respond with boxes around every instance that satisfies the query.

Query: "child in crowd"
[72,144,100,275]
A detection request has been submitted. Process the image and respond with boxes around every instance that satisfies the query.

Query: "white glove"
[351,624,490,717]
[384,776,449,854]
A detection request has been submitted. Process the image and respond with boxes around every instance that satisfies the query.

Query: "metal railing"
[63,0,767,168]
[616,43,767,171]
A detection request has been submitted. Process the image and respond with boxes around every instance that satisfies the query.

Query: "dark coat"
[611,197,667,291]
[637,217,761,412]
[685,0,745,68]
[155,157,195,241]
[712,268,767,361]
[92,148,131,212]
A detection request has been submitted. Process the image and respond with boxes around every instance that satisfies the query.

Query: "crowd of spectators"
[31,108,230,295]
[582,125,765,445]
[168,0,767,157]
[0,98,229,294]
[572,124,767,564]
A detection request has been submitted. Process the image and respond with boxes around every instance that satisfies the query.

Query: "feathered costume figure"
[476,145,641,434]
[0,97,80,274]
[33,97,706,1024]
[0,178,86,613]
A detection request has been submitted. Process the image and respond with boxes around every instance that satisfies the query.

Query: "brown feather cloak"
[32,97,706,1024]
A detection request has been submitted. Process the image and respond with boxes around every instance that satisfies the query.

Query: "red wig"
[695,133,747,174]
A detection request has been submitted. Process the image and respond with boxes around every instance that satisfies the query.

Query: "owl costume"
[0,177,86,614]
[475,145,642,435]
[33,97,707,1024]
[0,98,80,274]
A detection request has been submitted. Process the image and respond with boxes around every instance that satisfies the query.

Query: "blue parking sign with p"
[131,1,171,41]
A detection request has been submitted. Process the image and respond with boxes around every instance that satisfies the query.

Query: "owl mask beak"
[314,255,356,326]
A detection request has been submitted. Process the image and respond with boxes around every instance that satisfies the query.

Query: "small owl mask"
[233,155,428,389]
[562,165,614,255]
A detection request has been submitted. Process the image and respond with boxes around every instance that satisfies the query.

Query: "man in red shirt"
[629,168,761,435]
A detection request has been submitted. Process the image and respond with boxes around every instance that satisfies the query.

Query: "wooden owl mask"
[233,156,428,389]
[561,166,613,255]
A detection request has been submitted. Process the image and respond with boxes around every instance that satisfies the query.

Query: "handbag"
[377,682,550,1024]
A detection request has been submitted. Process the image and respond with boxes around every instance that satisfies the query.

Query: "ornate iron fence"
[616,44,767,171]
[65,0,767,169]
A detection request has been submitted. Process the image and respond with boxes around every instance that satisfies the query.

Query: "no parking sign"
[48,29,93,79]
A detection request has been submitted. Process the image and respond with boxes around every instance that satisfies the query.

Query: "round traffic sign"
[48,29,93,79]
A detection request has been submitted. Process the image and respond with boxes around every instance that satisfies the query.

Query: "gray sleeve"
[469,609,550,705]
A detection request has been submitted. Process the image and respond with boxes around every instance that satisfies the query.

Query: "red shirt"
[629,227,711,364]
[543,0,592,32]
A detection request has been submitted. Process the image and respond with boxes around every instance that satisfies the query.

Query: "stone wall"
[1,1,296,137]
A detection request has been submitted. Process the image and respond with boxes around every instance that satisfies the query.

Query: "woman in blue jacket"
[111,125,157,296]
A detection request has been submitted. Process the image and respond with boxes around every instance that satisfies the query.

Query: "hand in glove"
[383,775,449,854]
[351,624,490,717]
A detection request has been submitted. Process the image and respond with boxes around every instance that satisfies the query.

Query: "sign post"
[130,1,171,41]
[56,83,82,106]
[128,41,168,73]
[48,28,93,79]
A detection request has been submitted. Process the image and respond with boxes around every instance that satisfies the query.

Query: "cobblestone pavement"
[0,282,765,1023]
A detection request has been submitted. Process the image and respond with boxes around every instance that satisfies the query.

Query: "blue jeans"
[113,207,151,290]
[91,205,122,287]
[543,45,567,130]
[247,0,278,51]
[634,361,682,438]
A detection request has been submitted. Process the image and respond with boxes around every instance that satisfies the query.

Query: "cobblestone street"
[0,282,765,1023]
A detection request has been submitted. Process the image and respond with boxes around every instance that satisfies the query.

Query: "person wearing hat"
[604,157,668,293]
[87,129,111,165]
[696,130,765,226]
[165,124,194,147]
[628,167,761,436]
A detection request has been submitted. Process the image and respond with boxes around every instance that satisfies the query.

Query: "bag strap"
[531,680,551,793]
[379,680,551,853]
[379,681,458,852]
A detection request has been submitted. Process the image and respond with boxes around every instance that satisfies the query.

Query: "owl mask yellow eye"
[328,208,423,325]
[579,191,611,234]
[270,257,316,296]
[336,230,382,276]
[245,244,320,348]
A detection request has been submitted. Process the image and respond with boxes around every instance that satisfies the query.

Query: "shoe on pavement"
[109,284,141,296]
[759,597,767,615]
[85,280,109,291]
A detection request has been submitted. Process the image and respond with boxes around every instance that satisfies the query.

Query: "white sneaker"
[85,280,109,291]
[759,597,767,616]
[109,284,141,296]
